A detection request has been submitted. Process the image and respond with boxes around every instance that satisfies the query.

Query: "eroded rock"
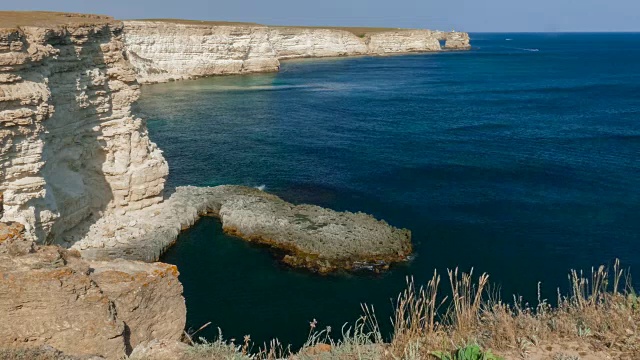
[0,234,185,359]
[129,340,190,360]
[122,20,470,84]
[0,15,168,245]
[75,186,412,273]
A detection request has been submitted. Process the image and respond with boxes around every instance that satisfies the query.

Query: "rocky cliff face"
[0,16,168,244]
[0,233,185,359]
[123,21,470,83]
[1,16,469,243]
[0,16,182,358]
[123,21,281,84]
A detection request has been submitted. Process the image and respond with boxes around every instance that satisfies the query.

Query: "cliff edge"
[123,20,470,83]
[0,11,443,267]
[0,12,168,244]
[0,10,470,359]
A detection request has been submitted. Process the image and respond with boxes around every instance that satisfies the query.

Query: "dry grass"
[128,19,406,37]
[186,259,639,359]
[0,346,80,360]
[0,12,410,37]
[0,11,113,30]
[129,19,262,27]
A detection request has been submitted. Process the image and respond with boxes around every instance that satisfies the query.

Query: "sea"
[135,33,640,347]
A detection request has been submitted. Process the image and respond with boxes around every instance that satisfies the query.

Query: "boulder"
[0,234,185,359]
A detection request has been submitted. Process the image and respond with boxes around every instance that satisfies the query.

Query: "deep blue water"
[138,33,640,347]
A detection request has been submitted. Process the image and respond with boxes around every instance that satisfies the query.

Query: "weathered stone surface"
[76,186,412,273]
[0,16,168,245]
[0,345,106,360]
[0,235,185,359]
[89,259,186,349]
[123,21,470,84]
[129,340,190,360]
[0,238,126,358]
[0,220,25,244]
[444,32,471,49]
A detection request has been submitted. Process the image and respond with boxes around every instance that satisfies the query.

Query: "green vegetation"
[431,345,504,360]
[432,344,503,360]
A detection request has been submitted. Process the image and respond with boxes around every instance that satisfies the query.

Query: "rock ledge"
[75,186,412,273]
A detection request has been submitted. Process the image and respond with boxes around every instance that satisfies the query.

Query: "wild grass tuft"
[183,259,639,359]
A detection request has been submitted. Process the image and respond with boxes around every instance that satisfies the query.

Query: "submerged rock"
[76,185,412,273]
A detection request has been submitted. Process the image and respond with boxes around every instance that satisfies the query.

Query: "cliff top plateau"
[133,18,411,37]
[0,11,444,37]
[0,11,115,30]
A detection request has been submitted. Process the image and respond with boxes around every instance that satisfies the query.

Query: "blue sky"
[6,0,639,32]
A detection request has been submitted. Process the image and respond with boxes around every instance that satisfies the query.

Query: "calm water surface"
[137,33,640,347]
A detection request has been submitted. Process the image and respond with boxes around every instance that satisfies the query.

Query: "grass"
[127,19,407,37]
[0,11,113,30]
[183,259,639,359]
[0,12,415,37]
[128,19,262,27]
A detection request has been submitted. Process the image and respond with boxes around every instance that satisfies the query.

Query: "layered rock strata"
[0,227,185,359]
[0,14,168,244]
[0,14,418,270]
[75,186,412,273]
[123,21,471,83]
[0,11,425,359]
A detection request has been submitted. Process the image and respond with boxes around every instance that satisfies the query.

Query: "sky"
[4,0,640,32]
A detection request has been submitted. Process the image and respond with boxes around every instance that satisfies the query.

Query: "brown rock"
[129,340,190,360]
[304,343,332,355]
[0,221,26,245]
[90,260,186,350]
[0,238,186,359]
[0,242,126,358]
[0,345,106,359]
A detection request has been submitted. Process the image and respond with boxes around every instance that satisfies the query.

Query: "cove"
[139,33,640,347]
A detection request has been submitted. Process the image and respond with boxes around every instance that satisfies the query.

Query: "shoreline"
[72,186,413,274]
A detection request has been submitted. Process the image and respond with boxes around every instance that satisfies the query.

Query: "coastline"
[0,12,433,356]
[1,10,639,360]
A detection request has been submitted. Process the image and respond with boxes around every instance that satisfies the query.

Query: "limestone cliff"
[0,14,168,244]
[0,11,439,359]
[123,21,470,83]
[1,14,468,248]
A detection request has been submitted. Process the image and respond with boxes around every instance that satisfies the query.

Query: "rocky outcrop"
[444,31,471,50]
[74,186,412,273]
[0,15,168,245]
[129,340,190,360]
[0,233,185,359]
[123,21,470,83]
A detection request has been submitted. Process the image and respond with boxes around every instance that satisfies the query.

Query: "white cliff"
[0,14,427,263]
[123,21,470,84]
[123,21,280,84]
[0,11,475,358]
[0,15,168,244]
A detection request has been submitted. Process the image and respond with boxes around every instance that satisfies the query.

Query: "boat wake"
[503,46,540,52]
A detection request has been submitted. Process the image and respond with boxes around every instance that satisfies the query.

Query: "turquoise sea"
[137,33,640,347]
